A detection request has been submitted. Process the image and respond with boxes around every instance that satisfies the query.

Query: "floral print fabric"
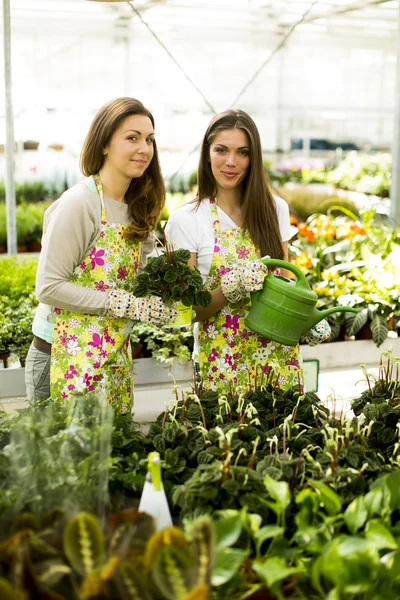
[50,174,141,413]
[197,199,302,393]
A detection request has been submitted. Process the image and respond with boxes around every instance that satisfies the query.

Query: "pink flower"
[286,358,299,367]
[93,361,101,369]
[80,262,87,270]
[217,265,231,277]
[236,245,250,260]
[88,333,103,349]
[211,366,218,372]
[223,353,233,366]
[117,266,128,280]
[213,236,220,253]
[68,384,75,391]
[54,307,61,315]
[222,314,240,333]
[89,248,105,269]
[86,350,93,358]
[61,392,68,399]
[100,231,105,238]
[64,365,78,379]
[83,373,93,387]
[94,280,110,291]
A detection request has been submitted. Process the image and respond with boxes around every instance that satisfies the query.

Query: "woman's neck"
[215,187,242,212]
[99,164,131,203]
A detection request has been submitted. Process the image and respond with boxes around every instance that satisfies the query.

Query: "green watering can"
[244,258,358,346]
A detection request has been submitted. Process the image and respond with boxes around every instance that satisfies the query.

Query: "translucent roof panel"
[9,0,399,42]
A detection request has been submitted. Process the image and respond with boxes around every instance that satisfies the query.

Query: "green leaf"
[385,470,400,511]
[364,487,384,517]
[252,557,303,588]
[255,525,284,552]
[174,248,191,262]
[63,512,105,576]
[214,513,243,550]
[365,520,398,550]
[212,548,248,586]
[163,268,178,283]
[344,496,368,534]
[370,314,388,347]
[349,307,368,335]
[264,475,291,509]
[308,479,342,516]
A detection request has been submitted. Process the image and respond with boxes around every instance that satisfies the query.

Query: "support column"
[391,1,400,224]
[2,0,17,255]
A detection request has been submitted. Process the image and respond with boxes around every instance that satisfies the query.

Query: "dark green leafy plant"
[133,247,212,308]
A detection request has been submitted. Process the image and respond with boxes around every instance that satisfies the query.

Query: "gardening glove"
[300,319,331,347]
[221,260,269,304]
[107,289,177,327]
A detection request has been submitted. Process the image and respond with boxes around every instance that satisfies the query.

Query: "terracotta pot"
[0,246,6,254]
[0,352,11,368]
[132,343,143,359]
[28,239,42,252]
[17,245,28,253]
[357,323,373,340]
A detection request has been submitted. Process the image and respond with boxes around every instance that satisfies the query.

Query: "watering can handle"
[260,258,308,285]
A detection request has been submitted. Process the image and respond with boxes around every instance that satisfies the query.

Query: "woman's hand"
[107,290,177,327]
[221,260,269,303]
[300,319,331,347]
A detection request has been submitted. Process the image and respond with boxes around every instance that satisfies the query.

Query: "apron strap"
[210,198,221,234]
[92,173,107,221]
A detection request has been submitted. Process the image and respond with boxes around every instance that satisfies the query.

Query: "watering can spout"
[305,306,358,335]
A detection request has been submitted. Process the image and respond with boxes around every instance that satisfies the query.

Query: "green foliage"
[133,248,212,308]
[0,256,38,299]
[0,257,38,355]
[1,393,114,520]
[131,321,193,365]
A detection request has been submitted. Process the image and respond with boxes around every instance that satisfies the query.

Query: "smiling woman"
[24,97,176,412]
[166,109,330,394]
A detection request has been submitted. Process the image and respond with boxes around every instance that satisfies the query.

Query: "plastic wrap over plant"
[2,392,113,523]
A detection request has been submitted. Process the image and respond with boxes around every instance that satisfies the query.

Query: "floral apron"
[50,174,141,413]
[197,199,302,393]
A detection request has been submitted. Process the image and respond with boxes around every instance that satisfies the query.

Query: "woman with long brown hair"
[166,109,329,393]
[25,97,175,412]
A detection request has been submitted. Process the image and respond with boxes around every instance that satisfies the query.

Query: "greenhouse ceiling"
[9,0,400,45]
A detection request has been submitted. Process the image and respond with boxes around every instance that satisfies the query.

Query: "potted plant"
[133,247,212,326]
[0,313,12,368]
[0,204,6,253]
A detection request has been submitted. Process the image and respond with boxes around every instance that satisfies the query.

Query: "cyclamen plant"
[133,247,212,308]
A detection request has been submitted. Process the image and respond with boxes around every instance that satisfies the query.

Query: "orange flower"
[290,213,299,225]
[335,221,367,239]
[294,252,313,272]
[298,222,316,242]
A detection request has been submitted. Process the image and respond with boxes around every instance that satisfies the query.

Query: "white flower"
[219,246,228,256]
[75,380,85,393]
[67,339,81,356]
[206,324,218,340]
[102,260,113,272]
[253,347,270,362]
[70,318,79,328]
[88,324,99,335]
[214,357,227,372]
[85,365,95,377]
